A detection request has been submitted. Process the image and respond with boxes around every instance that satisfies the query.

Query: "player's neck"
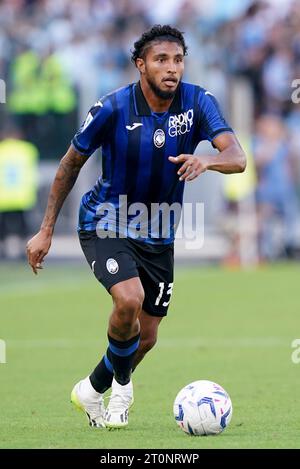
[139,79,174,113]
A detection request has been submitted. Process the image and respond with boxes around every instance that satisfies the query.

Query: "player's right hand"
[26,230,52,275]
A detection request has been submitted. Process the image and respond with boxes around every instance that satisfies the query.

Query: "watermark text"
[0,339,6,364]
[95,196,204,250]
[291,79,300,104]
[0,79,6,103]
[291,339,300,364]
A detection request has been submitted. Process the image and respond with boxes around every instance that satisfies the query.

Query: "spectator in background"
[8,45,77,160]
[222,136,257,267]
[0,126,39,260]
[254,114,299,261]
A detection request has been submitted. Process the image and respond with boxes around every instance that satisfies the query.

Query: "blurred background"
[1,0,300,266]
[1,1,300,450]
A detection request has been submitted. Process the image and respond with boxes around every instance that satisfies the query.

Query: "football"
[173,380,233,436]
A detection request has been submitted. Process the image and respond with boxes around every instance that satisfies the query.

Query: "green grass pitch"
[0,261,299,448]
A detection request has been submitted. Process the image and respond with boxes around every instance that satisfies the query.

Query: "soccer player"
[27,25,246,429]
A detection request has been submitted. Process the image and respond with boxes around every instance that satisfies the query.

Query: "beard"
[146,76,178,100]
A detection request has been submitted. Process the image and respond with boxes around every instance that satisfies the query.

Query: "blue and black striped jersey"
[72,81,233,244]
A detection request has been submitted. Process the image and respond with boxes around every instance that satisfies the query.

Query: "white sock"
[79,376,103,400]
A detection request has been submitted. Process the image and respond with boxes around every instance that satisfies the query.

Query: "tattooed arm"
[27,146,88,274]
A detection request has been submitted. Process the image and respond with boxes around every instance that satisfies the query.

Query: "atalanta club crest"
[106,258,119,274]
[153,129,165,148]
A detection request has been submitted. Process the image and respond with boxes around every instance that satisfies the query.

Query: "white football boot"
[71,377,106,428]
[104,378,134,428]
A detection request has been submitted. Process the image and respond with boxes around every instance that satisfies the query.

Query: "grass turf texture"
[0,261,299,448]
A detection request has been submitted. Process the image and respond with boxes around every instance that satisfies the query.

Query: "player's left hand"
[168,154,209,181]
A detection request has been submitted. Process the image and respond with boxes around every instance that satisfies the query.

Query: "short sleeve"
[72,99,114,157]
[198,90,233,143]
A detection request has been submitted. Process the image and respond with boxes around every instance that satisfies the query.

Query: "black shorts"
[79,231,174,317]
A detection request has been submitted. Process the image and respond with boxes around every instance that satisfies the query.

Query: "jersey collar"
[134,81,182,116]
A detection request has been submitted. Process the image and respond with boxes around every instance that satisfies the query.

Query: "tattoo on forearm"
[41,152,86,230]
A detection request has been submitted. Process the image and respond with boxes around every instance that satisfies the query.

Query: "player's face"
[140,41,185,100]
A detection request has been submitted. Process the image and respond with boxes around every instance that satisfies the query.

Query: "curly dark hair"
[131,24,188,64]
